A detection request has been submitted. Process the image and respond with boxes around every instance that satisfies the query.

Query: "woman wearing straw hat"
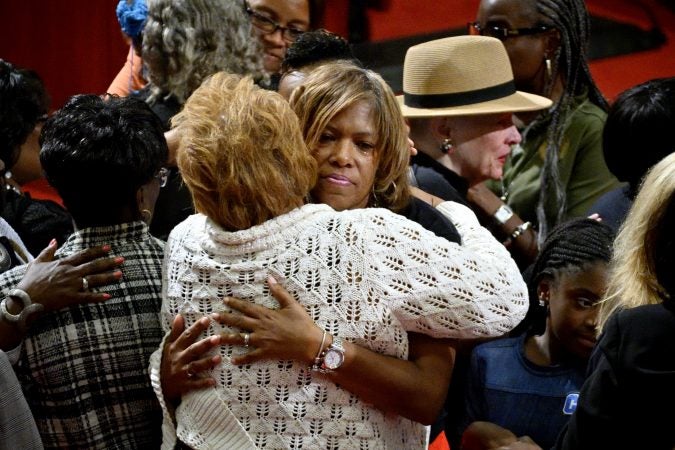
[401,36,551,267]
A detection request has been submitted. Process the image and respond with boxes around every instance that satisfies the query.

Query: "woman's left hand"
[212,276,324,365]
[160,314,221,403]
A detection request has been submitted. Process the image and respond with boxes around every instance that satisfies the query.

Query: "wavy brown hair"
[289,61,410,212]
[173,73,316,231]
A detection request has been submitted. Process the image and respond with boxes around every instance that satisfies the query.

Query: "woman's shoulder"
[169,214,207,237]
[567,96,607,126]
[339,206,449,241]
[610,302,675,338]
[472,335,522,360]
[599,302,675,368]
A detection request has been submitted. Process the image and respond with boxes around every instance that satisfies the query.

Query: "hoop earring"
[140,209,153,225]
[440,138,453,154]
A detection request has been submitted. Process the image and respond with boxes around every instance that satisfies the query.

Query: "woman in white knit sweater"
[150,71,527,449]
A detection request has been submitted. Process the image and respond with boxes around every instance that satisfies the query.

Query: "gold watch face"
[324,349,344,370]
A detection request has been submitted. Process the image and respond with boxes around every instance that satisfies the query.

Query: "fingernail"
[267,275,277,285]
[102,293,111,299]
[210,335,220,344]
[199,316,210,325]
[113,271,123,279]
[49,238,57,247]
[114,257,125,264]
[102,245,111,252]
[210,313,220,320]
[223,297,230,305]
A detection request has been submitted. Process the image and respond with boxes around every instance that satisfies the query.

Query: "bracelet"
[310,329,327,370]
[510,221,532,240]
[0,289,44,332]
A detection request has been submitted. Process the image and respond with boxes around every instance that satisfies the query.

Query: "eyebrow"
[253,6,309,27]
[568,288,601,298]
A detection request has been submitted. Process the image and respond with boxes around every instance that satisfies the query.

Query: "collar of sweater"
[199,203,334,255]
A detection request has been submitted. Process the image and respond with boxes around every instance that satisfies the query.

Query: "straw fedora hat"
[399,35,552,117]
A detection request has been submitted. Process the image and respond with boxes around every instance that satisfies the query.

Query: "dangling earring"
[545,58,552,79]
[440,138,453,154]
[538,293,547,307]
[140,209,153,225]
[370,185,380,208]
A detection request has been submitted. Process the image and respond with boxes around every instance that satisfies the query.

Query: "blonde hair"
[598,152,675,331]
[289,61,411,212]
[172,73,316,231]
[143,0,265,104]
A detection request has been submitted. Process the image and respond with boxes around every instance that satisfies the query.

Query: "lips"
[497,152,510,165]
[264,48,284,61]
[578,335,597,349]
[322,174,353,186]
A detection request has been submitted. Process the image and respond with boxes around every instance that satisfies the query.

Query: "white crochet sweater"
[150,202,527,450]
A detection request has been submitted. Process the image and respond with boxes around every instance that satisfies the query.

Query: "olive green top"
[489,96,620,228]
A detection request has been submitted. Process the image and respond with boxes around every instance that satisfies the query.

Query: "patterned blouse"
[3,222,164,449]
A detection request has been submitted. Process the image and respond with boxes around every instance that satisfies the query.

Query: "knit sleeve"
[362,206,527,338]
[148,334,178,450]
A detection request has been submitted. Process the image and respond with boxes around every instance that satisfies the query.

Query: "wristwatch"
[493,204,514,224]
[320,336,345,372]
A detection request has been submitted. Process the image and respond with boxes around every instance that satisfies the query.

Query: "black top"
[398,196,461,244]
[1,190,73,256]
[555,300,675,450]
[586,184,632,233]
[410,151,469,206]
[132,87,194,241]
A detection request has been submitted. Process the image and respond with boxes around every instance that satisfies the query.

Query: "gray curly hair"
[142,0,266,104]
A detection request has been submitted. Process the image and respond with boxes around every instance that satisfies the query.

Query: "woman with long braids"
[456,218,614,449]
[468,0,619,244]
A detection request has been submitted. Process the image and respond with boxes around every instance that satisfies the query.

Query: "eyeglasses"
[244,3,306,43]
[468,22,552,41]
[154,167,169,188]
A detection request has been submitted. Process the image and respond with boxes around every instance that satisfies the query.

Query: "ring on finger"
[186,364,196,379]
[242,332,250,348]
[82,277,89,292]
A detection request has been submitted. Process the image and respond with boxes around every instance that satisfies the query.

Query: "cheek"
[504,41,544,82]
[312,146,330,166]
[360,155,379,185]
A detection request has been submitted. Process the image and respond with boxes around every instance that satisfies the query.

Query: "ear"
[430,117,453,142]
[536,278,551,303]
[136,185,148,213]
[543,29,561,60]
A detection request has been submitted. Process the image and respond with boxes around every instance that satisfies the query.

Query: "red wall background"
[0,0,128,110]
[1,0,673,110]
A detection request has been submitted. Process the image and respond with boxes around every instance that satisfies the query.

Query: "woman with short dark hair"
[0,94,168,448]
